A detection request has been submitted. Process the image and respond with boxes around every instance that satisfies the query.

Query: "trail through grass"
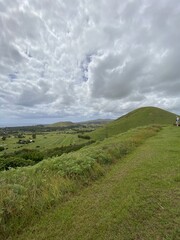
[14,126,180,240]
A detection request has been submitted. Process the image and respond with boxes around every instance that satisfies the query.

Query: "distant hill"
[77,119,112,125]
[90,106,176,140]
[48,119,112,128]
[47,121,76,128]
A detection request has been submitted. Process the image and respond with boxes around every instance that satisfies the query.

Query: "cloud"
[0,0,180,126]
[89,50,150,99]
[16,80,55,107]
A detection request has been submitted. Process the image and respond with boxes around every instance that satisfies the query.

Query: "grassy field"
[0,132,87,155]
[8,126,180,240]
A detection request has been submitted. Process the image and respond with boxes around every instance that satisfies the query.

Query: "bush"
[0,142,95,170]
[16,149,44,163]
[0,146,5,151]
[78,135,91,140]
[0,157,35,170]
[45,141,95,158]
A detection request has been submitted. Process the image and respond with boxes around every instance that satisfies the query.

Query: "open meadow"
[0,131,88,154]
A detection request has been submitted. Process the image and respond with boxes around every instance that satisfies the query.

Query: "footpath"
[15,126,180,240]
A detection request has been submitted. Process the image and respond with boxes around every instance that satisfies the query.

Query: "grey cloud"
[0,2,5,12]
[155,50,180,83]
[0,0,180,126]
[87,0,180,108]
[16,81,55,107]
[0,39,23,64]
[90,50,150,99]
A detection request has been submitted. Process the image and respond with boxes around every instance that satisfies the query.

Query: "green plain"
[0,132,86,154]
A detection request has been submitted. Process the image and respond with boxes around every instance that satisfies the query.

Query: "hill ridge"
[90,106,176,140]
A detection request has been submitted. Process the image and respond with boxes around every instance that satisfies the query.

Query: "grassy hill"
[77,119,112,125]
[90,106,176,140]
[48,119,112,128]
[47,121,76,127]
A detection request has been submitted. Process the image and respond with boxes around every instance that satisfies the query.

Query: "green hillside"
[90,106,176,140]
[48,119,112,127]
[47,121,75,127]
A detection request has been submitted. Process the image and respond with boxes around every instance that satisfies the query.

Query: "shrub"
[45,141,95,158]
[14,149,44,163]
[0,146,5,151]
[0,157,35,170]
[78,135,91,140]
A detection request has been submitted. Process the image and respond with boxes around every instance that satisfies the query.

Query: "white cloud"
[0,0,180,126]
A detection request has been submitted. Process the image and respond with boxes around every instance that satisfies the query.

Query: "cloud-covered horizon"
[0,0,180,126]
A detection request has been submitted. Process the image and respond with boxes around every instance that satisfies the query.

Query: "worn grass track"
[13,126,180,240]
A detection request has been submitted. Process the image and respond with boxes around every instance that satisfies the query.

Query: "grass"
[10,125,180,240]
[47,121,75,127]
[0,125,161,239]
[0,132,86,155]
[90,106,176,140]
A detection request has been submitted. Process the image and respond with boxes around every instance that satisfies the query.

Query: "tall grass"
[0,125,161,238]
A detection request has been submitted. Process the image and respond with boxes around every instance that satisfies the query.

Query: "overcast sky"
[0,0,180,126]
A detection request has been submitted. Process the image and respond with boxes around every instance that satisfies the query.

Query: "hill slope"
[90,106,176,140]
[15,126,180,240]
[47,121,76,127]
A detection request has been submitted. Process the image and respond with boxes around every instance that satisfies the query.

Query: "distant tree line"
[78,134,91,140]
[0,124,86,135]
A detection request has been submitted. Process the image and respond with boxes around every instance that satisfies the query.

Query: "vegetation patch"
[0,141,95,171]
